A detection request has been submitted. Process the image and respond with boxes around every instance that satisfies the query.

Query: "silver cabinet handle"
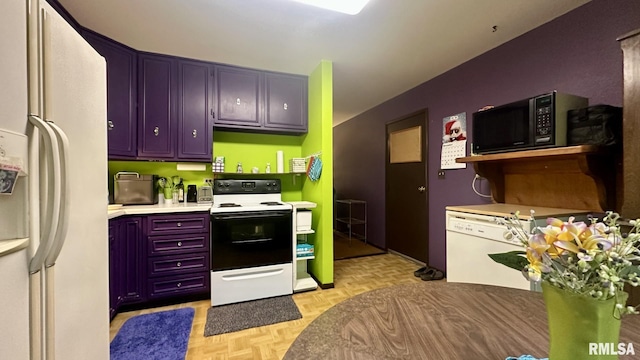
[192,129,197,138]
[177,222,182,227]
[108,120,114,130]
[177,282,182,288]
[177,241,182,247]
[153,126,159,136]
[283,103,288,110]
[177,262,182,267]
[418,186,426,193]
[236,98,241,105]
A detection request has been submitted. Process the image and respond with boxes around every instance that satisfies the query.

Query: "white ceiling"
[58,0,591,126]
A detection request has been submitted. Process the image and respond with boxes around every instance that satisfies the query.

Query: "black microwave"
[472,91,588,154]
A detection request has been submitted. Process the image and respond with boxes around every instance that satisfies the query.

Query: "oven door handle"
[231,238,273,245]
[212,211,291,220]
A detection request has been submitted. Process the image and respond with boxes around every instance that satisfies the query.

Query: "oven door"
[210,210,292,271]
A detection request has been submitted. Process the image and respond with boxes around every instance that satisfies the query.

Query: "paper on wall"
[440,140,467,169]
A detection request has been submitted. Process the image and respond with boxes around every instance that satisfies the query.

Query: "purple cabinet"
[177,60,214,160]
[82,30,137,158]
[108,219,120,319]
[145,212,210,300]
[119,217,145,305]
[108,216,144,319]
[215,65,262,128]
[138,56,213,161]
[138,54,177,159]
[109,213,210,318]
[214,66,308,134]
[264,72,308,132]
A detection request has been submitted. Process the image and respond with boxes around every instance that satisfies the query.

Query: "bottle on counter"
[266,163,271,173]
[177,179,184,203]
[237,162,243,173]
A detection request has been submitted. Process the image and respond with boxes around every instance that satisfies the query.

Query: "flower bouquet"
[490,211,640,358]
[157,176,181,204]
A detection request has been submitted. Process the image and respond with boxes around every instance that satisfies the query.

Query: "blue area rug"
[110,308,194,360]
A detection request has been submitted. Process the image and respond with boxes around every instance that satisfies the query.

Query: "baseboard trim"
[310,272,334,289]
[387,249,426,266]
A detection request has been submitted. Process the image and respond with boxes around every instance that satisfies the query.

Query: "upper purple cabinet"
[215,66,308,134]
[177,60,214,161]
[264,72,307,133]
[82,30,137,159]
[215,66,261,128]
[137,54,177,160]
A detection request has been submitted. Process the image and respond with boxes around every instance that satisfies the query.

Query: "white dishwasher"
[445,209,537,291]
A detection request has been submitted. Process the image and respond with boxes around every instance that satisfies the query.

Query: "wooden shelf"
[456,145,619,212]
[213,172,305,176]
[456,145,602,163]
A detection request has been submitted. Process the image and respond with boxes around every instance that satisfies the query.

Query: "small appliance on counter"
[197,185,213,204]
[114,172,158,205]
[187,184,198,203]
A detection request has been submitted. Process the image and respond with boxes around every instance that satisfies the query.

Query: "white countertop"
[108,202,213,219]
[445,203,591,219]
[287,201,317,209]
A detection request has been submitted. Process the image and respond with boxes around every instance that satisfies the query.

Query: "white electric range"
[209,179,293,306]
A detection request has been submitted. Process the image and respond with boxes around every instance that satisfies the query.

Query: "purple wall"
[333,0,640,271]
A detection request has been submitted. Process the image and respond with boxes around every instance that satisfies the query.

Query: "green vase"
[542,282,628,360]
[163,188,173,200]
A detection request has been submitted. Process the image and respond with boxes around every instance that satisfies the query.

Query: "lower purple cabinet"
[145,212,210,300]
[108,216,144,320]
[108,212,210,320]
[147,273,209,300]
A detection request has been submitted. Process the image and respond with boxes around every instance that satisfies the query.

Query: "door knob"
[418,186,426,193]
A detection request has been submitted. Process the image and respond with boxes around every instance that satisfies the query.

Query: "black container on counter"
[187,184,197,202]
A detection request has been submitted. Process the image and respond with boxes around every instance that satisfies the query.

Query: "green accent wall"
[303,60,334,286]
[213,132,304,201]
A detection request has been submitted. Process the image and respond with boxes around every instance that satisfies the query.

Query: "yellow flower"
[539,217,587,257]
[546,218,612,261]
[524,246,550,282]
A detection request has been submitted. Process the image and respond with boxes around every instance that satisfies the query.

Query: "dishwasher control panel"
[447,214,525,245]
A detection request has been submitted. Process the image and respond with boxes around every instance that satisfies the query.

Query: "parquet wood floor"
[109,253,425,360]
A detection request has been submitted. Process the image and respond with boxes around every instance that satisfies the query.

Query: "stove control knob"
[225,183,230,187]
[218,183,223,187]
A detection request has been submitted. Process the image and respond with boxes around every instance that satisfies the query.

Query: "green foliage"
[488,251,528,272]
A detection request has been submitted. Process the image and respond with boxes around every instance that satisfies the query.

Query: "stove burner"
[219,203,241,208]
[260,201,282,206]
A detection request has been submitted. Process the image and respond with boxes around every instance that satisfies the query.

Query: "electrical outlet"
[204,178,213,186]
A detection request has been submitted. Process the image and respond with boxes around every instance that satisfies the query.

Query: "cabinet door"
[108,219,120,319]
[119,217,145,304]
[82,31,137,158]
[138,54,176,159]
[264,72,308,133]
[177,60,214,160]
[215,65,261,128]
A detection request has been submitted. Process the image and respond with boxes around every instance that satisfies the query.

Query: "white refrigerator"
[0,0,109,359]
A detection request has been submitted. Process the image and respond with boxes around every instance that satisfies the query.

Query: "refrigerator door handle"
[27,115,61,275]
[44,121,69,267]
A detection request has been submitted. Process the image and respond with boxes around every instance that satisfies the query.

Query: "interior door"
[385,110,428,263]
